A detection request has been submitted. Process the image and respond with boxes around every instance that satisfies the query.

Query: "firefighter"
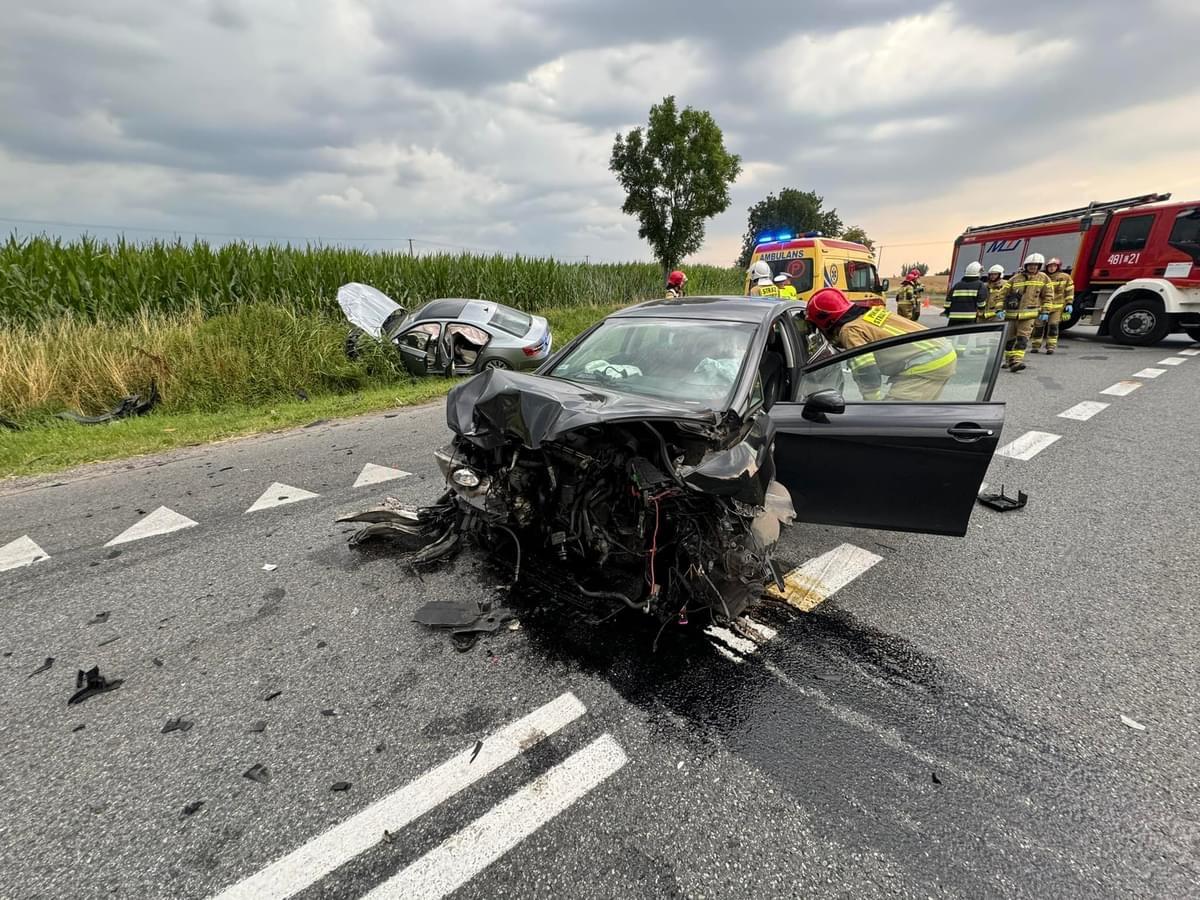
[805,287,957,401]
[982,264,1008,321]
[773,272,799,300]
[665,269,687,299]
[895,269,922,320]
[1031,257,1073,353]
[748,261,779,297]
[944,261,988,326]
[1003,252,1054,371]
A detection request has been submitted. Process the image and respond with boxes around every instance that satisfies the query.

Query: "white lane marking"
[712,644,744,664]
[1157,357,1188,366]
[0,536,50,573]
[1100,381,1142,397]
[364,734,628,900]
[212,692,587,900]
[995,430,1061,461]
[245,482,319,513]
[1132,367,1166,379]
[703,625,758,656]
[769,543,884,612]
[105,507,198,547]
[1178,349,1200,357]
[1058,400,1110,421]
[353,464,412,488]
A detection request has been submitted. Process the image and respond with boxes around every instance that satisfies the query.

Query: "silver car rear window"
[489,306,532,337]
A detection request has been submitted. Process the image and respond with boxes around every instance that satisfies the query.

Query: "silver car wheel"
[483,358,512,370]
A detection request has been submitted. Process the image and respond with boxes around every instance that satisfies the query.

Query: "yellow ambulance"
[743,232,888,306]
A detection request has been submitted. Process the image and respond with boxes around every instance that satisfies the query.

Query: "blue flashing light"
[757,233,773,243]
[776,232,792,240]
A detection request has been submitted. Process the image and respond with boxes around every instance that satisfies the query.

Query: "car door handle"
[947,424,994,441]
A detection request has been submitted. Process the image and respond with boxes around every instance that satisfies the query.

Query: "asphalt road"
[2,324,1198,899]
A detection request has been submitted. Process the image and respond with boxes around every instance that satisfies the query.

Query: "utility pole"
[408,238,414,258]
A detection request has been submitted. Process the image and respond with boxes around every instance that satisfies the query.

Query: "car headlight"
[452,467,481,488]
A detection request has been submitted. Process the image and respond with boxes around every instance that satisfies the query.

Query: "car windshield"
[489,306,532,337]
[548,318,756,407]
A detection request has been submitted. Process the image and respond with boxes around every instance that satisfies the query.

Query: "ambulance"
[742,232,887,306]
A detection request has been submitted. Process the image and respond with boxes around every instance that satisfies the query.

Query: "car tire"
[1109,297,1171,346]
[1184,327,1200,344]
[482,358,512,371]
[345,327,366,360]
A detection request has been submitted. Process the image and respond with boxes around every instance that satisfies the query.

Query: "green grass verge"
[1,303,621,479]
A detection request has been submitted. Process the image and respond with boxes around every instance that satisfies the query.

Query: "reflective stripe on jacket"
[749,284,779,298]
[945,278,988,320]
[1005,270,1054,318]
[984,278,1009,317]
[836,307,957,379]
[1050,271,1073,309]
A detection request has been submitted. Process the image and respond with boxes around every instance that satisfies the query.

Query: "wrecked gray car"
[345,297,1009,624]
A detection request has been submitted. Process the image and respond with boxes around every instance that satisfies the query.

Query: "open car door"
[395,322,442,376]
[768,322,1007,536]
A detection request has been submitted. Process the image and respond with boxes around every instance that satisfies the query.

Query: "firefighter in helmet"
[773,272,799,300]
[944,261,988,326]
[665,269,688,299]
[982,264,1008,321]
[1003,253,1054,371]
[747,261,779,297]
[895,269,922,320]
[805,288,957,401]
[1031,257,1073,353]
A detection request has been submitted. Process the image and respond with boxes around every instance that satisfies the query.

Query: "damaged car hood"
[447,368,723,449]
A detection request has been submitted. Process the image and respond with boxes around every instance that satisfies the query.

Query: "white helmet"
[1023,252,1045,267]
[750,261,771,279]
[964,261,982,277]
[988,264,1004,276]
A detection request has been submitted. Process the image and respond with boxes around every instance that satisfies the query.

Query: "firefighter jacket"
[1005,269,1054,318]
[665,287,685,299]
[1049,270,1073,309]
[749,283,779,298]
[833,306,957,395]
[983,278,1009,318]
[944,277,988,322]
[896,282,916,306]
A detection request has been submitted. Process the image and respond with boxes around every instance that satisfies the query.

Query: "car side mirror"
[802,389,845,422]
[880,278,890,293]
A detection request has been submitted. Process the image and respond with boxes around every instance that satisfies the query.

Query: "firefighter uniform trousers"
[838,307,958,401]
[1032,272,1074,351]
[1003,271,1054,366]
[895,283,918,320]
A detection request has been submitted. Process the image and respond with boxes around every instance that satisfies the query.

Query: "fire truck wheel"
[1110,297,1171,346]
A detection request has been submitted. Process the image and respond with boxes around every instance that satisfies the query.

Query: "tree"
[736,189,843,269]
[610,96,741,273]
[839,225,874,251]
[896,261,930,276]
[935,267,950,276]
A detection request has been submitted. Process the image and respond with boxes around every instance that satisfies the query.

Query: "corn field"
[0,234,744,325]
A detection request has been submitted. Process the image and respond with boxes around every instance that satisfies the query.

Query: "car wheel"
[1110,298,1171,346]
[482,358,512,370]
[1184,327,1200,344]
[345,327,365,360]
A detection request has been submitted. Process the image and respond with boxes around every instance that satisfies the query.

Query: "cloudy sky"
[3,0,1199,272]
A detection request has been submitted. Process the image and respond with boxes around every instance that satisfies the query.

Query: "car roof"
[411,298,520,326]
[611,296,794,324]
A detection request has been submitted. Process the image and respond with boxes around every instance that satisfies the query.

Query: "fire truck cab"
[950,193,1200,346]
[743,233,887,306]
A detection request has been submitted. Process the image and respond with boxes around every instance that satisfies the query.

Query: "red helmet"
[805,288,852,330]
[667,270,686,287]
[905,269,921,282]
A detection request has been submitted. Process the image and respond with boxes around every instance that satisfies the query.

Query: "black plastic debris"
[87,611,111,626]
[97,636,121,648]
[68,666,123,705]
[469,740,484,764]
[56,380,160,425]
[262,690,283,702]
[374,742,386,754]
[977,485,1028,512]
[452,633,479,653]
[72,724,86,733]
[151,658,164,668]
[330,781,352,792]
[243,764,271,784]
[28,657,54,678]
[382,829,395,844]
[931,772,942,785]
[181,801,205,818]
[320,709,337,717]
[248,720,268,733]
[161,717,194,734]
[316,640,328,649]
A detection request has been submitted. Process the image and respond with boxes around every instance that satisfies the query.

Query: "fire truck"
[949,192,1200,346]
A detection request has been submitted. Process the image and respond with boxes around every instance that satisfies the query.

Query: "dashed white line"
[703,625,758,656]
[0,536,50,573]
[1157,357,1188,366]
[1179,349,1200,357]
[1058,400,1110,421]
[995,430,1062,461]
[1100,381,1142,397]
[212,692,587,900]
[353,463,412,488]
[769,543,883,612]
[245,482,319,513]
[105,506,198,547]
[1132,367,1166,379]
[364,734,628,900]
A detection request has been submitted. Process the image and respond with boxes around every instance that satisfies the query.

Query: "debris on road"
[1120,714,1147,731]
[71,724,85,733]
[261,564,278,572]
[68,666,123,705]
[161,717,194,734]
[413,600,486,628]
[181,801,205,817]
[97,636,121,648]
[932,772,942,785]
[243,764,271,784]
[320,708,337,717]
[330,781,352,792]
[248,720,268,733]
[262,690,282,702]
[87,611,111,625]
[469,740,484,763]
[56,380,159,425]
[151,658,164,667]
[977,485,1028,512]
[27,657,54,678]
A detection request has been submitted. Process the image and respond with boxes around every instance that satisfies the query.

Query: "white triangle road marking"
[105,506,198,547]
[0,536,50,573]
[246,482,319,514]
[353,463,412,488]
